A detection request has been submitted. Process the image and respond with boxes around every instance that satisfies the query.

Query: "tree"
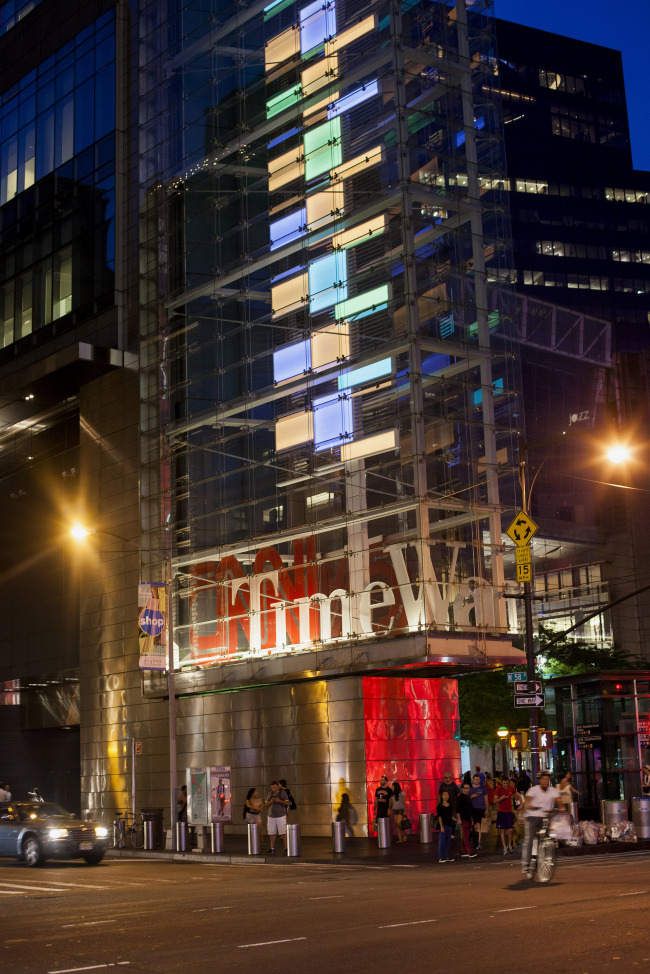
[457,669,522,749]
[534,625,645,678]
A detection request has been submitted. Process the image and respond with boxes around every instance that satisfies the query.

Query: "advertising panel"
[209,767,232,823]
[187,767,209,825]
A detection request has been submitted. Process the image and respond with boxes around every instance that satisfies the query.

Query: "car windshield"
[17,803,72,821]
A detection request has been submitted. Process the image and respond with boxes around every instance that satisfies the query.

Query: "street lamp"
[70,523,178,850]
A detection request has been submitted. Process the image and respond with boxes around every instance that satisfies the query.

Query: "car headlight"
[47,828,69,839]
[95,826,109,838]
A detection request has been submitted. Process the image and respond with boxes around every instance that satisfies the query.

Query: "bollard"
[419,811,432,844]
[247,822,261,855]
[144,819,155,851]
[377,816,391,848]
[632,797,650,839]
[286,822,301,857]
[176,821,187,852]
[210,821,224,853]
[332,820,345,853]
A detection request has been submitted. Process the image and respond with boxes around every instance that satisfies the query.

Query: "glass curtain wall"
[139,0,521,667]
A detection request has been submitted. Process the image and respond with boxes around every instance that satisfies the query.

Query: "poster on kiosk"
[187,767,209,825]
[209,767,232,824]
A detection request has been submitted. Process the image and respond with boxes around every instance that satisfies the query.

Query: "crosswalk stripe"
[0,883,65,893]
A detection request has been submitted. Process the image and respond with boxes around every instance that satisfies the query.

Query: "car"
[0,801,110,867]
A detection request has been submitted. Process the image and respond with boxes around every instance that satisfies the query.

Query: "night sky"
[494,0,650,173]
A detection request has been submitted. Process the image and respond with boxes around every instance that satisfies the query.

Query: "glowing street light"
[605,444,632,464]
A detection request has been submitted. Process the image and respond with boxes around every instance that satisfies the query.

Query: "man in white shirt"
[0,783,8,801]
[521,770,561,878]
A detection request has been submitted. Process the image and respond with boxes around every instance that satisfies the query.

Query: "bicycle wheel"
[536,838,556,883]
[132,826,144,849]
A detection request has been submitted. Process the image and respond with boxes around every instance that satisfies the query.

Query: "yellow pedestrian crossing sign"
[506,510,539,547]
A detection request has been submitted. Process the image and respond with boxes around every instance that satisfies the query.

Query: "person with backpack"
[279,778,297,814]
[244,787,264,825]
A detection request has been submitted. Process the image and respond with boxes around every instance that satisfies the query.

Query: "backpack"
[287,790,297,811]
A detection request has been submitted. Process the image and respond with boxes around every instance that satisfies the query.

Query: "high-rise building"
[492,19,650,351]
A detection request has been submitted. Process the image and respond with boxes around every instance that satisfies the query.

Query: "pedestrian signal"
[509,733,522,749]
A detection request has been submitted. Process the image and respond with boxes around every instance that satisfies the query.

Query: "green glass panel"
[304,117,342,180]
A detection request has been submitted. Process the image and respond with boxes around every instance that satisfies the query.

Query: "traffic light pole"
[523,579,539,782]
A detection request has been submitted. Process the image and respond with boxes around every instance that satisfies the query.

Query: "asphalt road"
[1,851,649,973]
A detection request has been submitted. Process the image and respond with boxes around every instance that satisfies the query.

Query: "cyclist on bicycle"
[521,770,562,879]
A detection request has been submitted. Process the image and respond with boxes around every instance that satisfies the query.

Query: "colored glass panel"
[338,358,392,390]
[270,206,307,250]
[313,392,353,448]
[304,116,342,180]
[309,250,348,313]
[327,80,379,119]
[334,285,388,320]
[300,0,336,55]
[273,340,311,382]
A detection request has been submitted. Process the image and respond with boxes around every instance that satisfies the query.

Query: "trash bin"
[141,807,164,850]
[600,799,628,825]
[632,797,650,839]
[143,819,155,850]
[419,812,432,844]
[247,822,261,855]
[210,822,224,853]
[176,821,188,851]
[332,820,345,853]
[287,822,301,857]
[377,816,391,848]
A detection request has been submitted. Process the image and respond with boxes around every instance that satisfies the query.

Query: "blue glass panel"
[55,67,74,99]
[75,51,95,85]
[327,80,379,119]
[94,66,115,141]
[95,36,115,70]
[309,251,348,313]
[314,393,353,449]
[300,0,336,55]
[37,80,55,112]
[274,340,311,382]
[74,79,94,155]
[268,126,302,150]
[35,108,54,180]
[472,377,504,405]
[338,358,392,390]
[270,207,306,251]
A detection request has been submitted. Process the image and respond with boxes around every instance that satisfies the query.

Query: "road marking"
[62,921,117,928]
[48,965,130,973]
[496,906,535,913]
[238,938,307,948]
[22,880,110,890]
[0,890,24,895]
[0,883,66,893]
[378,919,438,929]
[308,895,344,900]
[618,890,648,896]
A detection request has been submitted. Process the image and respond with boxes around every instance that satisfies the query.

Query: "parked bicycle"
[112,811,143,849]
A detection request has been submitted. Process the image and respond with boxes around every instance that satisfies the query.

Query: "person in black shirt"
[435,790,455,863]
[456,783,477,858]
[373,775,393,819]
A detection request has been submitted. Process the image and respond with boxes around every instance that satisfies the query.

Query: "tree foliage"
[457,669,523,749]
[534,624,645,677]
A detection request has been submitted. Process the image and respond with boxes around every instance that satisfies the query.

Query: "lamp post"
[71,524,178,850]
[497,726,509,777]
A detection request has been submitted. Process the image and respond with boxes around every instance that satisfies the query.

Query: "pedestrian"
[264,780,290,854]
[642,765,650,797]
[335,793,357,838]
[516,768,531,793]
[0,782,7,801]
[462,769,472,786]
[521,770,562,879]
[373,775,393,828]
[557,771,580,821]
[438,772,460,814]
[279,778,297,813]
[177,784,188,823]
[474,765,486,785]
[469,772,488,850]
[4,784,11,800]
[495,775,515,853]
[456,781,477,859]
[244,787,264,824]
[436,789,455,862]
[390,781,408,842]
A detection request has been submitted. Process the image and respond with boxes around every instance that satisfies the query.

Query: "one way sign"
[506,510,540,548]
[514,681,542,694]
[514,693,545,708]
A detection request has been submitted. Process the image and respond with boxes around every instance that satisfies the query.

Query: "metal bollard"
[377,816,391,848]
[419,811,432,844]
[247,822,261,855]
[176,821,187,852]
[144,820,155,851]
[286,822,301,857]
[210,822,224,853]
[332,820,345,853]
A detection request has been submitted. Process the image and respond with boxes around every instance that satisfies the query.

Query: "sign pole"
[523,578,539,782]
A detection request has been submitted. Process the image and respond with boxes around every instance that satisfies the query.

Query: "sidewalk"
[107,825,650,867]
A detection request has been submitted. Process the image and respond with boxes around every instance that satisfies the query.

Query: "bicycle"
[112,811,144,849]
[528,814,557,883]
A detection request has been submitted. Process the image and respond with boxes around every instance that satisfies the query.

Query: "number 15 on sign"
[517,562,532,582]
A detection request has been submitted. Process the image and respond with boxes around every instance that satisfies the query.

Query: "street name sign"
[514,681,542,694]
[506,510,540,547]
[514,693,545,708]
[507,672,527,683]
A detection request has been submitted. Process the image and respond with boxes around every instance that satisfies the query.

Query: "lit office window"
[0,282,14,347]
[16,272,32,339]
[52,247,72,320]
